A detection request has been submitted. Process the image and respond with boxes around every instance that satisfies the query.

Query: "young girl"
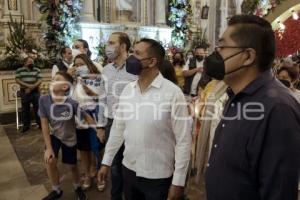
[72,54,106,191]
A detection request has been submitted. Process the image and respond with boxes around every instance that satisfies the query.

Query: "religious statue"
[115,0,134,22]
[116,0,133,11]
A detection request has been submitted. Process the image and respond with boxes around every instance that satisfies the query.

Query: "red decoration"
[275,13,300,57]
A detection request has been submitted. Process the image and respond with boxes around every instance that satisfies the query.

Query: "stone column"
[219,0,228,38]
[80,0,97,22]
[207,0,217,51]
[3,0,21,18]
[235,0,243,14]
[155,0,166,25]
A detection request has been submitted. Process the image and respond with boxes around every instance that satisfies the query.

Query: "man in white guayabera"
[98,38,192,200]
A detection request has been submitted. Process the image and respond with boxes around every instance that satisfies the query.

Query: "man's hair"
[228,15,275,71]
[60,46,70,58]
[195,45,206,51]
[55,71,74,85]
[139,38,165,66]
[24,56,34,63]
[159,59,178,85]
[76,39,92,58]
[112,32,131,52]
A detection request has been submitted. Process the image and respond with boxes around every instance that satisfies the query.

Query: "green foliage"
[0,14,48,70]
[95,42,106,64]
[191,28,210,50]
[241,0,260,15]
[6,14,39,56]
[35,0,83,59]
[168,0,192,48]
[241,0,285,16]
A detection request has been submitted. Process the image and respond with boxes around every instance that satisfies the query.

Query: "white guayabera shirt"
[102,73,192,186]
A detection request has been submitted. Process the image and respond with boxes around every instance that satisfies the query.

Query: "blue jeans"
[106,118,124,200]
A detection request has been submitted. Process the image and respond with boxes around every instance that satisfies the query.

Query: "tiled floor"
[0,125,203,200]
[1,125,298,200]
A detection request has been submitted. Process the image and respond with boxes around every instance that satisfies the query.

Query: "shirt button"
[214,144,218,148]
[207,163,210,167]
[222,123,226,128]
[231,103,235,107]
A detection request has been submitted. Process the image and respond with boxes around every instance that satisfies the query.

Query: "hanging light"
[292,10,299,20]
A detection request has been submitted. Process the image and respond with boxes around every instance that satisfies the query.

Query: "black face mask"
[204,50,246,80]
[278,79,291,88]
[126,55,151,75]
[173,58,182,65]
[196,55,204,62]
[27,64,34,69]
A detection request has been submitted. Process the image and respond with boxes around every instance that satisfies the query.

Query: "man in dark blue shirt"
[203,15,300,200]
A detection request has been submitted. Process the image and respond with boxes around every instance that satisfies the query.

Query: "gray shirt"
[100,62,137,120]
[38,95,85,147]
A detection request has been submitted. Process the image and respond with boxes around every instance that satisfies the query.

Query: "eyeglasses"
[215,45,249,51]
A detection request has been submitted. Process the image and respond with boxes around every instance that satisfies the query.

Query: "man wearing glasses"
[203,15,300,200]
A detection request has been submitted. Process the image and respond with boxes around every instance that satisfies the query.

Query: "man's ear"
[243,48,256,66]
[149,58,158,68]
[62,84,69,92]
[120,43,127,52]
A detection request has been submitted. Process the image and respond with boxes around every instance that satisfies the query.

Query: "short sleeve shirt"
[15,67,42,88]
[38,95,85,147]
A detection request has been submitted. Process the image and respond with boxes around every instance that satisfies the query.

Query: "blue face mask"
[126,55,142,75]
[76,65,89,77]
[126,55,152,75]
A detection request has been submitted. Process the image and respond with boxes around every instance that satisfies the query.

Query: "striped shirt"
[15,67,42,87]
[99,62,137,120]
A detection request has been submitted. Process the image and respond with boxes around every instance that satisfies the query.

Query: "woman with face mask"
[277,66,300,102]
[68,39,103,76]
[171,52,185,89]
[72,54,107,192]
[186,50,194,61]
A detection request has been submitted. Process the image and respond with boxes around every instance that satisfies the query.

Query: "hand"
[167,185,184,200]
[67,67,76,76]
[44,148,55,164]
[82,82,98,96]
[97,165,110,183]
[97,128,106,144]
[196,67,203,73]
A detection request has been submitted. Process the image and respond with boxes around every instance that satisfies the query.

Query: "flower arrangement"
[0,14,50,70]
[241,0,284,17]
[168,0,192,48]
[95,42,106,64]
[275,14,300,57]
[191,28,210,50]
[35,0,83,58]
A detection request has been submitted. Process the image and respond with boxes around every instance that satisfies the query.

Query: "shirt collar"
[113,61,126,69]
[132,73,163,89]
[226,70,274,97]
[63,60,71,67]
[241,70,274,95]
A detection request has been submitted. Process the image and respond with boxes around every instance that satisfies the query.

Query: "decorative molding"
[8,0,17,11]
[0,70,51,113]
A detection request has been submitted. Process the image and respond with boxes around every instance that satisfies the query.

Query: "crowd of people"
[14,14,300,200]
